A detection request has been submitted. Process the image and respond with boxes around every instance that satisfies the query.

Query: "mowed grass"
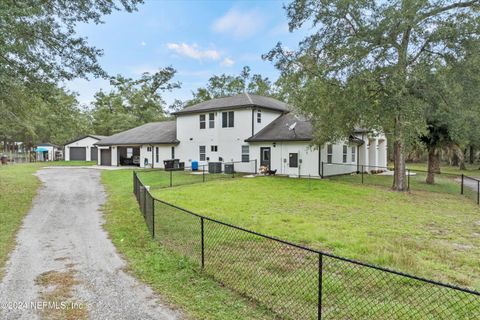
[0,161,95,278]
[151,175,480,292]
[101,169,274,320]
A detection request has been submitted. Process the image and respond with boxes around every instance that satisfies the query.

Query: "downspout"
[251,108,254,136]
[318,144,322,177]
[151,144,154,168]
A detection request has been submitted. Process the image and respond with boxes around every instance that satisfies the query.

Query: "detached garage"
[64,135,107,162]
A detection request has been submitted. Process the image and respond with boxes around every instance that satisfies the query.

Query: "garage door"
[91,147,98,161]
[100,148,111,166]
[70,147,86,161]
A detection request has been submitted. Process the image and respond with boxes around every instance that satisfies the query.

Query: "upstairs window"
[209,113,215,128]
[222,111,234,128]
[147,146,152,152]
[343,145,348,163]
[199,114,206,129]
[211,145,218,152]
[351,146,356,162]
[257,110,262,123]
[327,144,333,164]
[241,145,249,162]
[199,146,206,161]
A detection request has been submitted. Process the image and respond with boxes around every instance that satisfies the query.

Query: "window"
[327,144,333,164]
[209,113,215,128]
[127,147,133,158]
[211,145,218,152]
[171,146,175,159]
[199,114,206,129]
[289,153,298,168]
[257,110,262,123]
[147,146,152,152]
[351,146,356,162]
[343,145,348,163]
[222,111,234,128]
[241,145,249,162]
[155,147,159,163]
[199,146,206,161]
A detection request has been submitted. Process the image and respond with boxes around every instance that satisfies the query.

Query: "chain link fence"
[321,162,480,205]
[133,171,480,319]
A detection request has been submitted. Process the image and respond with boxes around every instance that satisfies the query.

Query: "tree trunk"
[469,145,475,164]
[451,152,459,166]
[392,139,407,191]
[426,148,440,184]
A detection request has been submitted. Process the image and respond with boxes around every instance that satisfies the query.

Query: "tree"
[91,68,180,135]
[187,66,274,105]
[266,0,480,191]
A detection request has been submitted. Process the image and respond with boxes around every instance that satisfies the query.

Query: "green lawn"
[101,169,274,320]
[151,175,480,292]
[0,161,95,278]
[404,162,480,176]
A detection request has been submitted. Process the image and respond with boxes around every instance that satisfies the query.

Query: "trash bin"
[192,161,199,171]
[208,162,222,174]
[1,155,7,165]
[224,164,234,174]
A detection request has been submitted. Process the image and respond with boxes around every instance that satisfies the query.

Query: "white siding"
[64,136,99,161]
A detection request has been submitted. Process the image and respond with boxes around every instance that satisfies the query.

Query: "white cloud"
[220,57,235,67]
[212,8,265,38]
[166,42,221,61]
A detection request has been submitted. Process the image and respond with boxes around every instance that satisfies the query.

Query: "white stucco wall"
[175,108,283,169]
[64,136,100,161]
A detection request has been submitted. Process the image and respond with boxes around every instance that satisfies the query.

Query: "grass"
[134,170,480,319]
[404,162,480,176]
[149,173,480,292]
[0,160,97,279]
[101,169,275,320]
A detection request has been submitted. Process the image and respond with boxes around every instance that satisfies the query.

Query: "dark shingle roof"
[172,93,290,115]
[95,121,178,146]
[64,134,108,146]
[245,114,313,142]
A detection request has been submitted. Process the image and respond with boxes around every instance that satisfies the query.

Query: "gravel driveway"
[0,168,181,320]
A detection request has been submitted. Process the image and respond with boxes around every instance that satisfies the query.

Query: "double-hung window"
[211,145,218,152]
[155,147,159,163]
[222,111,234,128]
[351,146,356,162]
[257,110,262,123]
[199,114,206,129]
[327,144,333,164]
[343,145,348,163]
[199,146,206,161]
[241,145,249,162]
[209,113,215,128]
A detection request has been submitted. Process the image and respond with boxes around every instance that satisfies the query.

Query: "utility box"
[224,164,234,174]
[208,162,222,174]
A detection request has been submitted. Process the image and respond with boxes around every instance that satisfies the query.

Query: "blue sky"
[66,0,306,107]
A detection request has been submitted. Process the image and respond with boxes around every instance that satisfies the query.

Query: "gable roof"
[246,114,313,142]
[95,121,178,146]
[172,93,290,115]
[64,134,108,146]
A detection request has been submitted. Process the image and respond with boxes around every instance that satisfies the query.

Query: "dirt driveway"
[0,168,181,320]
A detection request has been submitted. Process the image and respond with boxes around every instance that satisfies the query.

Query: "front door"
[260,147,271,168]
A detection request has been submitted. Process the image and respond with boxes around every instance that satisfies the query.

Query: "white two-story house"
[95,93,387,177]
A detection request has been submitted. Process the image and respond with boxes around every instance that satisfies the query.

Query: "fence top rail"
[134,171,480,297]
[463,174,480,182]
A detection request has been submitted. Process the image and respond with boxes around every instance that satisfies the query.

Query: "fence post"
[477,180,479,205]
[169,170,172,188]
[361,165,364,184]
[203,165,205,182]
[321,161,324,178]
[143,186,147,216]
[318,253,323,320]
[255,159,258,174]
[461,174,464,195]
[201,217,205,268]
[151,197,155,239]
[407,169,410,191]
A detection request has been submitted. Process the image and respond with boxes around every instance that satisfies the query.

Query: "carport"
[117,146,140,166]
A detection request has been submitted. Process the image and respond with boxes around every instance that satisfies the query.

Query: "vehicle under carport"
[117,146,140,166]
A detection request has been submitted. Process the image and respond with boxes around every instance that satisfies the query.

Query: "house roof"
[246,114,366,145]
[64,134,108,146]
[245,114,314,142]
[172,93,290,115]
[95,121,178,146]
